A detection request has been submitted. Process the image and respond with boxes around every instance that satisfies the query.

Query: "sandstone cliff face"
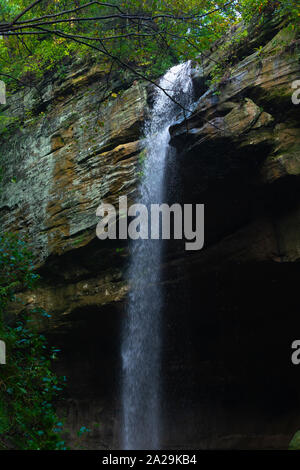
[0,19,299,449]
[0,59,147,321]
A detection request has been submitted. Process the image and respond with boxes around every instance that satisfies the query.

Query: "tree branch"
[9,0,44,26]
[0,1,238,33]
[11,1,126,25]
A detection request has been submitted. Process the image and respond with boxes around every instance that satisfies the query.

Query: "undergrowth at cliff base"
[0,233,66,450]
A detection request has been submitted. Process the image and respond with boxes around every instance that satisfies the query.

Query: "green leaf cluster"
[0,233,66,450]
[0,0,239,86]
[0,1,298,91]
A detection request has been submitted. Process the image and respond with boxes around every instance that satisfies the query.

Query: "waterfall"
[121,61,194,450]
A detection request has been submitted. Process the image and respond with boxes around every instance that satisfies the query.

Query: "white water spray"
[121,62,194,450]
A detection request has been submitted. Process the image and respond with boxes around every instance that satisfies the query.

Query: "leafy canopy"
[0,0,298,88]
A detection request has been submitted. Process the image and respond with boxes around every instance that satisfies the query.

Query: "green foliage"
[238,0,300,25]
[0,114,21,137]
[0,0,299,92]
[207,0,299,88]
[0,0,239,87]
[0,0,298,90]
[77,425,91,437]
[289,430,300,450]
[2,0,298,94]
[0,233,66,450]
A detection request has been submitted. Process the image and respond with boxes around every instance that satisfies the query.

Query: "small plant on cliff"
[0,233,66,450]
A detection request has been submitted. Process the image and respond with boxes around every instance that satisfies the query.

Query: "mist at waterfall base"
[121,62,195,450]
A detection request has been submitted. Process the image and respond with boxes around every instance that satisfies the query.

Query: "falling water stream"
[121,62,194,450]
